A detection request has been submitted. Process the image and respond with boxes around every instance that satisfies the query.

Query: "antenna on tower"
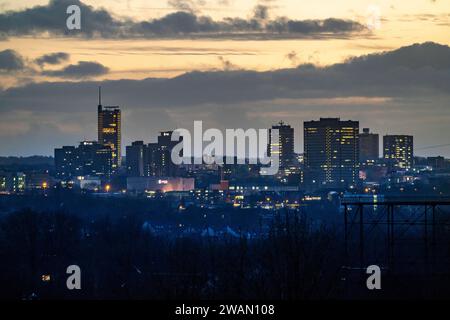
[98,86,102,106]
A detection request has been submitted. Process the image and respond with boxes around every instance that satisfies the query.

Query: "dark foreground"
[1,194,450,300]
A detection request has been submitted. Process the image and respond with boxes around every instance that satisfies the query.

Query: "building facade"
[54,141,112,179]
[304,118,359,188]
[97,88,121,171]
[383,135,414,169]
[269,121,295,171]
[54,146,77,178]
[156,131,181,177]
[359,128,379,163]
[126,141,145,177]
[125,132,182,179]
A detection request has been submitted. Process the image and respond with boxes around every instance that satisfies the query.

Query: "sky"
[0,0,449,157]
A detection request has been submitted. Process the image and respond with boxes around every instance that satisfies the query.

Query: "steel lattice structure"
[342,196,450,272]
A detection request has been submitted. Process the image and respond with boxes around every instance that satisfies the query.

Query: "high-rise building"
[156,131,181,177]
[97,87,121,172]
[78,141,113,178]
[54,141,112,179]
[126,141,145,177]
[269,121,295,170]
[383,135,414,169]
[359,128,379,163]
[144,143,159,177]
[304,118,359,188]
[77,141,98,176]
[125,132,183,178]
[54,146,78,178]
[93,145,113,178]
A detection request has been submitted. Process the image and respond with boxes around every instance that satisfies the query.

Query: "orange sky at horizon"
[0,0,449,87]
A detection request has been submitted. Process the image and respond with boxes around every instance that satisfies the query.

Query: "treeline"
[0,156,54,172]
[2,207,450,300]
[0,208,342,300]
[0,156,53,166]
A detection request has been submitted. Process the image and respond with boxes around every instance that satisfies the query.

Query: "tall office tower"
[383,135,414,169]
[93,145,113,178]
[269,121,295,170]
[55,141,113,179]
[144,143,159,177]
[77,141,98,176]
[126,141,145,177]
[54,146,77,178]
[77,141,113,178]
[359,128,379,163]
[97,87,121,172]
[304,118,359,188]
[156,131,182,177]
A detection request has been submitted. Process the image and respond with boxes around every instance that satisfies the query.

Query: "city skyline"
[0,0,449,157]
[0,90,444,160]
[2,0,450,305]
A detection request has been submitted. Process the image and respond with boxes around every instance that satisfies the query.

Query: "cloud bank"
[0,49,108,79]
[0,49,25,71]
[0,0,367,39]
[41,61,109,78]
[35,52,70,67]
[1,42,449,108]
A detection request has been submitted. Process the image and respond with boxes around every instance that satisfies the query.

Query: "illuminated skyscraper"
[54,141,112,179]
[97,87,121,171]
[77,141,113,178]
[144,143,159,177]
[269,121,295,170]
[304,118,359,188]
[156,131,181,177]
[383,135,414,169]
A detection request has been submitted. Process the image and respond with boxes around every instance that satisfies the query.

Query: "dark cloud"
[132,12,365,39]
[341,42,450,70]
[1,42,448,108]
[0,0,366,39]
[35,52,70,67]
[1,42,450,156]
[0,49,25,71]
[0,49,102,80]
[41,61,109,78]
[285,50,299,66]
[0,0,119,38]
[266,17,365,34]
